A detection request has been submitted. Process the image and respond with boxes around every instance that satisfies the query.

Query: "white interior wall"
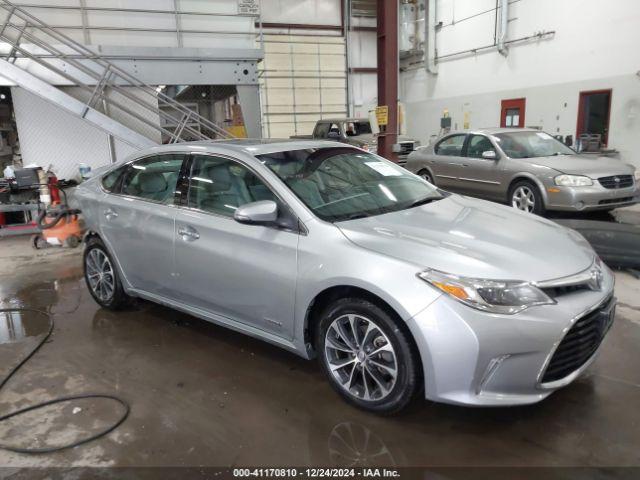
[260,0,342,25]
[401,0,640,167]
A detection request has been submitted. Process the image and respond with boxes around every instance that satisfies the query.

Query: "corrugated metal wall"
[11,87,143,179]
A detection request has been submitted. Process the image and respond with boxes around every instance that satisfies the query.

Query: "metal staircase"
[0,0,234,150]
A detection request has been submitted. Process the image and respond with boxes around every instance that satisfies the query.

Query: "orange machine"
[32,178,85,249]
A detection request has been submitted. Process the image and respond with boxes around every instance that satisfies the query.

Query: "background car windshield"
[493,131,575,159]
[258,147,442,222]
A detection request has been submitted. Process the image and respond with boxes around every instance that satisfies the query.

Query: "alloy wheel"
[85,248,115,303]
[512,185,536,212]
[324,314,398,402]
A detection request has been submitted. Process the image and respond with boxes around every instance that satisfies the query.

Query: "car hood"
[336,195,595,282]
[528,154,635,177]
[350,134,416,145]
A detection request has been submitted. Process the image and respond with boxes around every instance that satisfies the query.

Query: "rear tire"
[31,234,47,250]
[65,235,80,248]
[509,180,545,215]
[315,297,420,415]
[84,237,131,310]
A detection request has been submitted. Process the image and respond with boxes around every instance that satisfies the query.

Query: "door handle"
[178,226,200,241]
[103,208,118,219]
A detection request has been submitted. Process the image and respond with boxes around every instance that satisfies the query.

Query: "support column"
[236,85,262,138]
[377,0,399,162]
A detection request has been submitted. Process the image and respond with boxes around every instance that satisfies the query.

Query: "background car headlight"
[418,269,555,314]
[554,174,593,187]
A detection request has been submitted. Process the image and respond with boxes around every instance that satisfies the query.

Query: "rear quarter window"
[101,167,124,192]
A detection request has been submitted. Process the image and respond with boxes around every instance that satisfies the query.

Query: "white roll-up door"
[259,34,348,138]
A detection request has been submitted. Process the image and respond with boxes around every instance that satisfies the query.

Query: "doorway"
[576,89,611,146]
[500,98,526,128]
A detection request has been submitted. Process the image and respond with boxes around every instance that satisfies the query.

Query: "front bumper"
[406,267,615,406]
[544,182,639,211]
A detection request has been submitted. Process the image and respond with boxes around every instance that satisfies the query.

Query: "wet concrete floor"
[0,236,639,468]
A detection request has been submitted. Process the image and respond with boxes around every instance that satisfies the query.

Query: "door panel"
[431,134,468,190]
[501,98,526,128]
[99,154,185,296]
[458,134,504,199]
[173,154,298,338]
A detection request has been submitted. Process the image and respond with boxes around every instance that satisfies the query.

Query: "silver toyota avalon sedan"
[76,140,616,413]
[406,128,639,215]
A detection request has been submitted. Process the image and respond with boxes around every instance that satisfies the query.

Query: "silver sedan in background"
[76,140,616,413]
[406,128,639,215]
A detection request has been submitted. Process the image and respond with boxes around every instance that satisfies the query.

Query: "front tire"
[84,237,131,310]
[315,298,420,415]
[509,180,545,215]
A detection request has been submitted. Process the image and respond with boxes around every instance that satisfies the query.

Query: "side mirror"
[482,150,498,160]
[234,200,278,225]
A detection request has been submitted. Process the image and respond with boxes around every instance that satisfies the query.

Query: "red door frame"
[500,98,526,128]
[576,89,612,146]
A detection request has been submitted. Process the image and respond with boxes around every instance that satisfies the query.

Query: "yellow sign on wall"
[376,105,389,126]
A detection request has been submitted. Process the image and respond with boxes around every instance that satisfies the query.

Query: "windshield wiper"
[408,196,441,208]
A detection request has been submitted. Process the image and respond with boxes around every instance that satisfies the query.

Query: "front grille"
[541,296,615,383]
[542,283,590,298]
[598,175,634,189]
[598,197,633,205]
[399,142,414,155]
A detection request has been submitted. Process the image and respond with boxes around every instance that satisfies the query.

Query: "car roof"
[444,127,541,136]
[127,139,356,160]
[317,118,369,123]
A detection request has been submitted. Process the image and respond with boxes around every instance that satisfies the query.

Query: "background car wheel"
[84,237,131,310]
[65,235,80,248]
[417,169,434,184]
[509,180,545,215]
[315,297,420,415]
[31,234,48,250]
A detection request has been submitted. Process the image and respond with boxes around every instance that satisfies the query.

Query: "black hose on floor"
[0,308,130,454]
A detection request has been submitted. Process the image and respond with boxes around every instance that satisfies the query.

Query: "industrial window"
[435,135,467,156]
[119,155,185,204]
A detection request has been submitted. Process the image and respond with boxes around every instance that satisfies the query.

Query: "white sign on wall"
[238,0,260,15]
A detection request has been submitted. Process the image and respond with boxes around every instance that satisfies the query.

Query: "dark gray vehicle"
[292,118,418,161]
[406,128,639,214]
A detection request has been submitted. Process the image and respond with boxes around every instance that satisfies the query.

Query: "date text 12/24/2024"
[233,468,401,478]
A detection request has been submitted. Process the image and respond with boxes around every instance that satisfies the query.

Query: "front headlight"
[418,269,555,314]
[554,174,593,187]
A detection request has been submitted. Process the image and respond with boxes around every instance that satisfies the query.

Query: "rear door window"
[119,154,185,204]
[314,123,330,138]
[435,134,467,156]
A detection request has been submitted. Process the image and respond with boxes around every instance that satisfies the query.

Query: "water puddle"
[0,310,50,344]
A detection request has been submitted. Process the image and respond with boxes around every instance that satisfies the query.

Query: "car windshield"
[257,147,444,222]
[345,121,372,136]
[493,131,575,159]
